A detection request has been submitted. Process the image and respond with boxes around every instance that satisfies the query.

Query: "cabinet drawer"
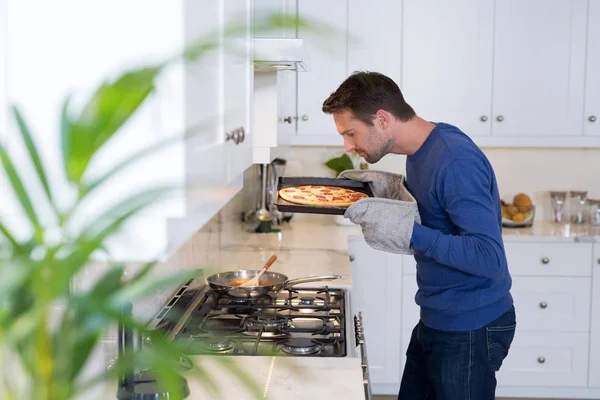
[510,277,591,332]
[403,276,591,332]
[504,242,593,276]
[497,332,589,387]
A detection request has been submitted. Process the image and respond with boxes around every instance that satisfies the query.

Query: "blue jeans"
[398,306,516,400]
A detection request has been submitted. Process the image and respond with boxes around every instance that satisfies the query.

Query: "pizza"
[278,185,369,207]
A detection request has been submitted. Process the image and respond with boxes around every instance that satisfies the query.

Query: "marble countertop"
[197,216,599,290]
[500,220,600,242]
[93,356,366,400]
[185,356,366,399]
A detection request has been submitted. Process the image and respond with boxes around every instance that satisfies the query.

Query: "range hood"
[253,38,307,72]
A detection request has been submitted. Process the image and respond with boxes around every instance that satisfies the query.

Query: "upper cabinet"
[491,0,587,138]
[348,1,403,89]
[585,0,600,137]
[402,0,495,137]
[285,0,600,147]
[224,0,254,181]
[293,0,348,145]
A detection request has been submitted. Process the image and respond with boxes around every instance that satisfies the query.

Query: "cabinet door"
[492,0,587,137]
[295,0,348,142]
[184,0,228,192]
[585,0,600,136]
[349,237,403,393]
[224,0,253,182]
[253,0,297,149]
[402,0,494,137]
[348,0,403,88]
[590,244,600,387]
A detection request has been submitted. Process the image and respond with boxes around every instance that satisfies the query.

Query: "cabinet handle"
[589,115,597,122]
[541,257,550,264]
[480,115,488,122]
[539,301,547,309]
[537,356,546,364]
[496,115,504,122]
[225,127,245,145]
[283,116,292,124]
[349,255,355,262]
[301,114,309,121]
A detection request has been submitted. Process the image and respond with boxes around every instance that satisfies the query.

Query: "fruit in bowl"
[501,193,534,227]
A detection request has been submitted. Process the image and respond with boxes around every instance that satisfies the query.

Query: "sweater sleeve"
[409,158,507,279]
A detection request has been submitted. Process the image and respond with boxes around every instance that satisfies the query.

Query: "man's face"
[332,110,392,164]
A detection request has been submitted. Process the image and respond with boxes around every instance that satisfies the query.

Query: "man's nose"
[344,139,355,153]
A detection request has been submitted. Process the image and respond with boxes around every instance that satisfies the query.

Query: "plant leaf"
[324,153,355,176]
[11,105,54,210]
[54,266,125,384]
[0,143,42,241]
[53,186,175,297]
[0,221,19,249]
[64,65,164,184]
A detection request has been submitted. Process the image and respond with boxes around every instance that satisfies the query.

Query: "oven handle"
[354,312,372,400]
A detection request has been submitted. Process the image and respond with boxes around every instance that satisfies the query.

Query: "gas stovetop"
[147,283,348,357]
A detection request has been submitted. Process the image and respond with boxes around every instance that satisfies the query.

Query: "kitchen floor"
[374,397,549,400]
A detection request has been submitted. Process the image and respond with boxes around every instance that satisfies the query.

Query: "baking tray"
[272,176,374,215]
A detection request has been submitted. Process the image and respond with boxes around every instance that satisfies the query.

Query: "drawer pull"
[539,301,548,309]
[537,356,546,364]
[541,257,550,264]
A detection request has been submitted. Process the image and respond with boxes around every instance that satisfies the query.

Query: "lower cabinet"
[590,243,600,387]
[349,236,598,397]
[348,236,403,394]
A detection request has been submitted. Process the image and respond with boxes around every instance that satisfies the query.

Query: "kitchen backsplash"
[175,145,600,272]
[284,146,600,222]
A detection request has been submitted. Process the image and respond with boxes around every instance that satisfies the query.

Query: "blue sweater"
[407,122,513,331]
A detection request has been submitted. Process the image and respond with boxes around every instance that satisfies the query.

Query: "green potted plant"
[0,12,339,400]
[324,151,367,225]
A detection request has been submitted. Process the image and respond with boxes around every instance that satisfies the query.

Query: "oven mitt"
[338,170,421,255]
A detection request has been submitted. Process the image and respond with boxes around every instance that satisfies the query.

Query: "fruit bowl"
[502,205,535,228]
[501,193,535,228]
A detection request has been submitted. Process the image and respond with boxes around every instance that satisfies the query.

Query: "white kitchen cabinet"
[585,0,600,137]
[0,0,255,261]
[590,243,600,387]
[491,0,587,138]
[497,331,590,387]
[293,0,348,145]
[348,237,403,395]
[351,236,600,397]
[402,0,495,137]
[224,0,254,182]
[347,0,403,89]
[251,0,298,163]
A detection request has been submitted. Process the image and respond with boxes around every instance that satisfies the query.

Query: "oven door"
[355,312,373,400]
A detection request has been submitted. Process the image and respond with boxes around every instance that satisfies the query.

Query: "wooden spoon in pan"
[239,254,278,287]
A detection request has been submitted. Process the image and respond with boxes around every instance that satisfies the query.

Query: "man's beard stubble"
[362,132,394,164]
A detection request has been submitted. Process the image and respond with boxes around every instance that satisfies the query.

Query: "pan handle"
[283,274,342,289]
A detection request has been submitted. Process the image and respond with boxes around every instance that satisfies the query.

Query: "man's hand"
[338,170,421,255]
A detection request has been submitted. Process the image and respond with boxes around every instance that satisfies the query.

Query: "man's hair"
[322,71,416,126]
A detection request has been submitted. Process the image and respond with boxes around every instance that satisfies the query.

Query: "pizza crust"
[278,185,369,207]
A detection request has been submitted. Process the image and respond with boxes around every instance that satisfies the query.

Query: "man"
[322,71,516,399]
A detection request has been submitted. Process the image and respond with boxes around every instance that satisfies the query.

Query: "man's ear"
[375,109,390,129]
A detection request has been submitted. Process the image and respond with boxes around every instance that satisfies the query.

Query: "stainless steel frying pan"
[205,270,342,298]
